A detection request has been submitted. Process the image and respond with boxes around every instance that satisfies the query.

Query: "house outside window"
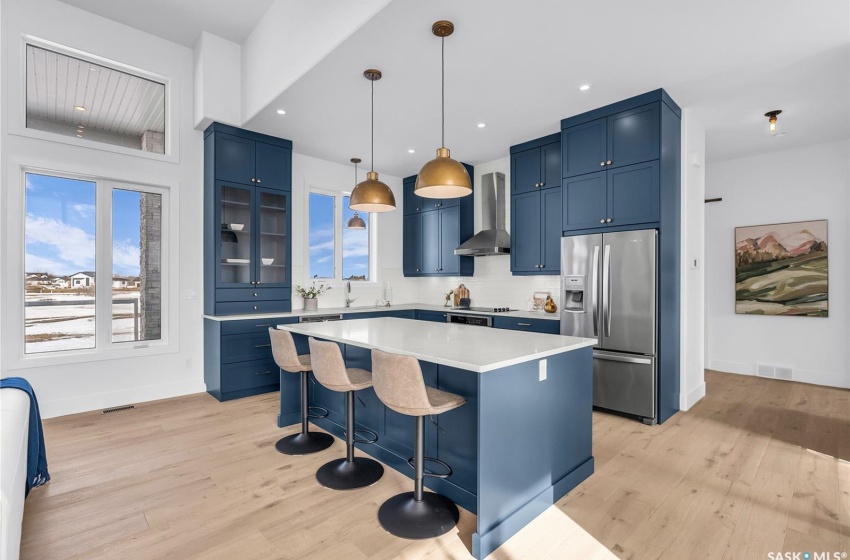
[308,190,375,283]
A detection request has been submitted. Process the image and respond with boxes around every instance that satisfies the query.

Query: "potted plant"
[295,282,331,311]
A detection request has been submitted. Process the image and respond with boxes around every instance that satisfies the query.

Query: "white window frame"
[5,162,177,368]
[9,34,178,164]
[307,187,378,286]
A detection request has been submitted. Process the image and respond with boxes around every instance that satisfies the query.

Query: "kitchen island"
[277,317,596,559]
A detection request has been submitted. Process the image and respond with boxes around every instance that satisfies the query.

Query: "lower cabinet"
[492,316,560,334]
[204,316,297,401]
[416,310,449,322]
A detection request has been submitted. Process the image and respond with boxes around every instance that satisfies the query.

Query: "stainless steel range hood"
[455,171,510,256]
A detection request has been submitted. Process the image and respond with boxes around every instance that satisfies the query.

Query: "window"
[25,44,166,154]
[24,171,167,355]
[308,191,374,282]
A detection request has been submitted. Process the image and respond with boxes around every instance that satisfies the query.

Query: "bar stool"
[371,349,466,539]
[308,337,384,490]
[269,328,334,455]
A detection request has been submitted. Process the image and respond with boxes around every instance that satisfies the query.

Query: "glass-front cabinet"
[217,183,289,289]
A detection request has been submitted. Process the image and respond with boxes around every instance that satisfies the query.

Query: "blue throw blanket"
[1,377,50,495]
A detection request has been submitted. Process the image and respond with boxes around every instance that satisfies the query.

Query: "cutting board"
[453,284,470,307]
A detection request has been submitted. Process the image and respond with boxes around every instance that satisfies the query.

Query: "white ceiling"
[26,44,165,136]
[57,0,275,47]
[243,0,850,177]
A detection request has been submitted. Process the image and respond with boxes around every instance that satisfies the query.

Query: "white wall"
[0,0,205,417]
[680,110,706,409]
[705,139,850,388]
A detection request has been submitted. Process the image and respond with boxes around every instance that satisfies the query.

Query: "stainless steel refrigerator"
[560,229,657,424]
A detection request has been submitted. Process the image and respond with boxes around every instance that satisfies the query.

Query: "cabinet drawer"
[416,311,448,322]
[221,317,297,336]
[216,300,290,316]
[221,332,274,364]
[216,287,290,302]
[492,316,560,334]
[220,359,279,393]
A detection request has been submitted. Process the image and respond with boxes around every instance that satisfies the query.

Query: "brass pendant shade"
[414,147,471,199]
[349,69,396,213]
[346,157,368,229]
[415,20,472,200]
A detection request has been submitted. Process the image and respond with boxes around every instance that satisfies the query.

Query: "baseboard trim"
[681,382,706,410]
[40,379,207,418]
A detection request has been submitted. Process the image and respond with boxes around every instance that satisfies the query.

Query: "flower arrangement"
[295,282,331,299]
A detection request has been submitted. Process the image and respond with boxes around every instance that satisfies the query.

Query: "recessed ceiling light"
[477,123,486,128]
[76,134,83,137]
[276,109,286,115]
[74,105,86,111]
[77,125,84,129]
[579,84,591,91]
[408,149,415,153]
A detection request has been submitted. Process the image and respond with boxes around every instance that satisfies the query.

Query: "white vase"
[304,298,318,311]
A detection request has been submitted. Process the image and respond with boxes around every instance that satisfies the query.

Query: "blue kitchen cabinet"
[510,134,560,194]
[204,123,292,316]
[492,316,560,334]
[511,148,541,194]
[402,165,474,277]
[416,310,448,322]
[607,161,660,227]
[562,171,607,231]
[562,104,659,178]
[510,186,561,275]
[541,187,562,273]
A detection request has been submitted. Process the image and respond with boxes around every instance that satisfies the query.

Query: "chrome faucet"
[345,281,357,308]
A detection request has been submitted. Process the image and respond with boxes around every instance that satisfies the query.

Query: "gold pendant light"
[350,69,396,213]
[346,158,367,229]
[415,20,472,200]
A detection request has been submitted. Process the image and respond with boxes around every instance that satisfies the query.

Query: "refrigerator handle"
[591,245,599,336]
[602,244,611,337]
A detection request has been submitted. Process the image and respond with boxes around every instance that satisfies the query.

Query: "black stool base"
[316,457,384,490]
[275,431,334,456]
[378,491,460,539]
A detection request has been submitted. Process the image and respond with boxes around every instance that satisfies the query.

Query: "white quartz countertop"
[276,317,596,373]
[203,303,560,322]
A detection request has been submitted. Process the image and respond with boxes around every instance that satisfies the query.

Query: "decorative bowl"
[261,258,274,265]
[229,223,244,231]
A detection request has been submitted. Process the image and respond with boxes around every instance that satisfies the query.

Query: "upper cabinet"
[204,123,293,316]
[562,104,660,178]
[214,131,291,191]
[402,165,474,277]
[511,133,561,194]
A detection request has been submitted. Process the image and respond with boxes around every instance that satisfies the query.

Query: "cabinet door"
[255,188,289,287]
[421,210,441,274]
[563,171,607,232]
[403,213,423,275]
[403,179,423,215]
[510,191,542,272]
[562,119,607,178]
[439,206,461,275]
[511,147,541,194]
[607,104,660,169]
[540,142,561,189]
[218,183,255,287]
[255,142,291,191]
[540,187,562,273]
[215,133,256,185]
[607,161,660,227]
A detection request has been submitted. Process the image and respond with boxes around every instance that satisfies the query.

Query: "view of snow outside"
[25,174,145,353]
[308,193,370,281]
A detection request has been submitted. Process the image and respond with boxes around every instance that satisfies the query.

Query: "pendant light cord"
[441,36,445,148]
[371,78,375,172]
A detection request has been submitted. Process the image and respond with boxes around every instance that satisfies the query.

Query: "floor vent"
[102,405,135,414]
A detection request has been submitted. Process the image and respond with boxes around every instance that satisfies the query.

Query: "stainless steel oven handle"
[591,245,599,336]
[602,245,611,337]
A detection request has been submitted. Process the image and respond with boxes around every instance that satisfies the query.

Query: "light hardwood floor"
[21,370,849,560]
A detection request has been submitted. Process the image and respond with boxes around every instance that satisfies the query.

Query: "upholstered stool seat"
[269,328,334,455]
[309,337,384,490]
[371,349,466,539]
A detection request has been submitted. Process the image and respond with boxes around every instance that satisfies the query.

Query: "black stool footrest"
[343,427,378,445]
[307,405,329,419]
[406,456,453,479]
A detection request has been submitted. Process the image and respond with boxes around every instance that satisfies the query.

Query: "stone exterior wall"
[139,193,162,340]
[141,130,165,154]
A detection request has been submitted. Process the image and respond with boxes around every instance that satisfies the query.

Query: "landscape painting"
[735,220,828,317]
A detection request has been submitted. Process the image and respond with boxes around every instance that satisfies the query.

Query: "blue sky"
[25,173,142,277]
[309,193,369,280]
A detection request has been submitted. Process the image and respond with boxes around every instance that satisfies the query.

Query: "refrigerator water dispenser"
[563,275,586,312]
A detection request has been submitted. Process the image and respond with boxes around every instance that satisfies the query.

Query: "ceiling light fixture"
[415,20,472,200]
[765,110,782,133]
[76,134,83,138]
[276,109,286,115]
[349,69,396,213]
[477,123,486,128]
[579,84,591,91]
[74,105,86,111]
[408,149,415,153]
[346,158,367,229]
